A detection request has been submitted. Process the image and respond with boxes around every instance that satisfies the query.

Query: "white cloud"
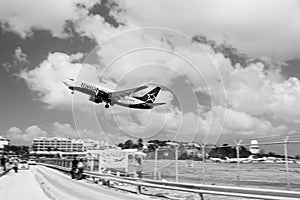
[2,47,28,72]
[213,65,300,123]
[74,13,123,44]
[268,77,300,123]
[25,125,47,138]
[3,0,297,60]
[2,62,12,72]
[18,26,300,139]
[108,102,290,144]
[51,121,98,140]
[5,122,108,145]
[6,127,22,136]
[89,29,231,92]
[51,121,127,144]
[220,63,282,115]
[13,46,28,63]
[6,125,47,145]
[18,52,96,109]
[0,0,98,38]
[52,121,79,138]
[113,0,300,60]
[91,29,300,126]
[211,106,288,135]
[11,0,300,141]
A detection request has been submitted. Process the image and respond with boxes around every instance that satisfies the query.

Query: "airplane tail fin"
[133,87,161,103]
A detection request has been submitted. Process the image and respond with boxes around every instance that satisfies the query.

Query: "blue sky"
[1,0,300,155]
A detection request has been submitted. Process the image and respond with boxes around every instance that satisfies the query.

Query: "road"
[0,167,50,200]
[0,166,158,200]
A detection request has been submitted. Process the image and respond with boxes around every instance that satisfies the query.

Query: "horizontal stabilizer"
[146,102,166,107]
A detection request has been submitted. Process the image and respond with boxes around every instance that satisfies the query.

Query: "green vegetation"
[208,144,251,159]
[2,145,30,158]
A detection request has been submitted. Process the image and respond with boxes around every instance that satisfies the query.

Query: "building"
[32,137,84,152]
[184,143,201,157]
[0,136,10,150]
[249,140,260,155]
[83,139,112,150]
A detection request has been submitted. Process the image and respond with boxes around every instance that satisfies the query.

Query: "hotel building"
[0,136,10,150]
[32,137,84,152]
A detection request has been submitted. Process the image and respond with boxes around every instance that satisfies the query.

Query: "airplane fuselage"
[64,80,157,109]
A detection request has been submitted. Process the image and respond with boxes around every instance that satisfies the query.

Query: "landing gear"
[105,104,109,108]
[71,90,74,94]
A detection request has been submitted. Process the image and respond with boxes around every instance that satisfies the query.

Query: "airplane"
[63,79,165,109]
[210,157,226,163]
[225,156,251,163]
[225,155,267,163]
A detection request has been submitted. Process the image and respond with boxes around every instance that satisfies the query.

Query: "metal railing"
[0,167,11,177]
[39,162,300,200]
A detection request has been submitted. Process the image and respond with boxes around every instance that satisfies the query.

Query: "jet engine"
[89,95,102,104]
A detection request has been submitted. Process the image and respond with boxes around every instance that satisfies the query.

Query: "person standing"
[76,159,84,180]
[12,159,18,173]
[1,156,6,171]
[71,157,78,179]
[134,154,143,178]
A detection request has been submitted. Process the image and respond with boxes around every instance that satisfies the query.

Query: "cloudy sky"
[1,0,300,154]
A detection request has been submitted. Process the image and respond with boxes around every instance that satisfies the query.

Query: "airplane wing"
[146,102,166,107]
[110,85,148,101]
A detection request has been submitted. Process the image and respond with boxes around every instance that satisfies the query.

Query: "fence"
[37,157,153,178]
[38,162,300,200]
[150,136,300,190]
[38,135,300,190]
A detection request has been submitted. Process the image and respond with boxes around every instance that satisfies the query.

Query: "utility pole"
[154,146,160,179]
[200,143,207,182]
[282,136,290,188]
[166,142,179,182]
[234,140,243,184]
[175,145,179,182]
